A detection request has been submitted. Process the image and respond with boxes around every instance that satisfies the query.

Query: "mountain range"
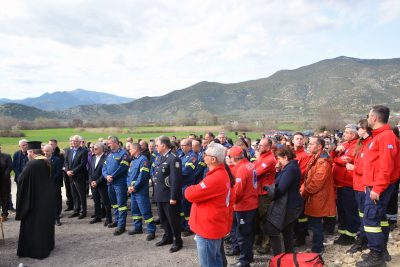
[1,56,399,123]
[0,89,134,110]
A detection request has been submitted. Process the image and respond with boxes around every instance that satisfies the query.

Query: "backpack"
[269,252,324,267]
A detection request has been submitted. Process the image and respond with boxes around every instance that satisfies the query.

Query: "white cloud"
[0,0,398,99]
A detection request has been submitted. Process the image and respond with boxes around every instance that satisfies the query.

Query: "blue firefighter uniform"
[102,148,130,229]
[249,147,256,162]
[194,150,207,184]
[179,150,198,232]
[127,154,156,234]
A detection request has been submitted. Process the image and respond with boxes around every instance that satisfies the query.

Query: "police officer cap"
[27,141,42,150]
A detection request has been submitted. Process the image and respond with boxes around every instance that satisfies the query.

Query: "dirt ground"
[1,183,399,267]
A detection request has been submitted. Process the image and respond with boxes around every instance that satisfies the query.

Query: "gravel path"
[1,183,399,267]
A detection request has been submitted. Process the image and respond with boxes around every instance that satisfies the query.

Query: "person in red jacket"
[356,105,399,267]
[292,132,311,246]
[226,146,258,267]
[346,119,372,254]
[253,138,277,254]
[185,143,233,267]
[332,124,360,245]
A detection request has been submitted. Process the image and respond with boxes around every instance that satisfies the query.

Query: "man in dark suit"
[153,136,183,253]
[88,142,111,225]
[64,135,88,219]
[0,144,12,221]
[43,144,63,226]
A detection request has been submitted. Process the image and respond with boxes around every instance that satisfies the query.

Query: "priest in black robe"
[16,141,56,259]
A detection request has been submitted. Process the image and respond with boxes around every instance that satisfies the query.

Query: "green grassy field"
[0,126,269,154]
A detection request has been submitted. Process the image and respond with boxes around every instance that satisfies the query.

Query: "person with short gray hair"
[185,142,232,267]
[204,143,226,163]
[332,123,360,246]
[11,138,30,211]
[64,134,89,220]
[88,142,111,225]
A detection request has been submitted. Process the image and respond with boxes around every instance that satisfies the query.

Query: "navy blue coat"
[274,160,303,209]
[12,150,28,182]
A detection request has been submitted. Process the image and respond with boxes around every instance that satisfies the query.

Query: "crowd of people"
[0,104,399,267]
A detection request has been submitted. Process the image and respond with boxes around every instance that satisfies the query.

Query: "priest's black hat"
[27,141,42,150]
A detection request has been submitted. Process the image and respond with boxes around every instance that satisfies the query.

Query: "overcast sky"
[0,0,399,100]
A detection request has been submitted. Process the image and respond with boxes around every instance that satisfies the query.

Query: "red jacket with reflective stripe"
[332,139,358,187]
[254,150,277,195]
[353,136,372,192]
[231,159,258,211]
[362,125,399,195]
[295,147,311,184]
[185,164,232,239]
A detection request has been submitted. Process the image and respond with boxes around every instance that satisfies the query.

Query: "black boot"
[346,237,367,253]
[356,250,386,267]
[334,234,355,245]
[362,248,391,262]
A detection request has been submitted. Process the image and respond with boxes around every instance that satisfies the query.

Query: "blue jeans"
[308,216,324,253]
[196,234,223,267]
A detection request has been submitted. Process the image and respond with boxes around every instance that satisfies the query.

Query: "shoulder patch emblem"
[261,163,267,169]
[388,144,394,149]
[200,182,206,189]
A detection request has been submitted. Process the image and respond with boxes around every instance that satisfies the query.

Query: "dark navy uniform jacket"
[153,150,182,202]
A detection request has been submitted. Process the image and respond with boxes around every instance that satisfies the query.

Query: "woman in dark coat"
[263,147,303,255]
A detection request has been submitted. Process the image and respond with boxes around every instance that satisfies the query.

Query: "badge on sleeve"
[261,163,267,169]
[200,182,206,189]
[388,144,393,149]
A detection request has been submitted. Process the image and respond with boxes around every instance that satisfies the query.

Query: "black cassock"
[16,158,56,259]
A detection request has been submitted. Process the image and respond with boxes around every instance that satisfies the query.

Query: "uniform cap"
[228,146,244,158]
[27,141,42,150]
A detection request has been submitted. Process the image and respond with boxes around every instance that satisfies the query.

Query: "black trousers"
[55,186,62,219]
[234,209,257,264]
[71,178,87,214]
[0,177,10,216]
[270,221,295,256]
[92,183,111,222]
[64,172,73,209]
[157,202,182,245]
[386,180,399,223]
